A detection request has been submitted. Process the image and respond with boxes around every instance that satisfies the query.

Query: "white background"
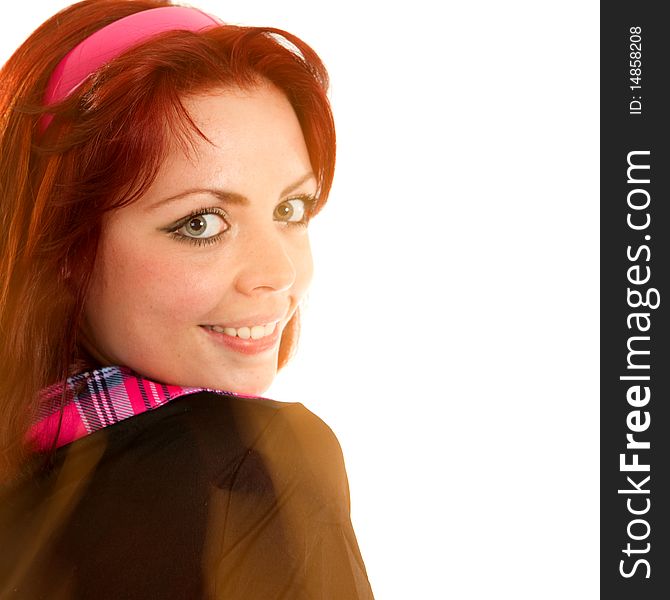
[1,2,599,598]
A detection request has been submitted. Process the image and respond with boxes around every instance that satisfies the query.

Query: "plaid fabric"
[27,365,252,452]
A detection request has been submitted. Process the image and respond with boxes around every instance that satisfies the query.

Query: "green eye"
[177,212,228,239]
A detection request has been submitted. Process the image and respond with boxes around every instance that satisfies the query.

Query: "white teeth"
[207,322,278,339]
[250,325,265,340]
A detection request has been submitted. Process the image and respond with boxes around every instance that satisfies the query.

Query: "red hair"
[0,0,335,483]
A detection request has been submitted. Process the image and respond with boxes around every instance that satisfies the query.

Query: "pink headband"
[40,6,222,131]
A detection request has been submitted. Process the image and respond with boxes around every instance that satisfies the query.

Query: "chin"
[209,369,276,397]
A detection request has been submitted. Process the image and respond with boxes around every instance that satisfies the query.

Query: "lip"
[199,322,282,355]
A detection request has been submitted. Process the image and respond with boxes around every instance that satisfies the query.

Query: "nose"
[233,227,297,295]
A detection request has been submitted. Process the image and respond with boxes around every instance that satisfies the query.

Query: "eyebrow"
[147,172,317,211]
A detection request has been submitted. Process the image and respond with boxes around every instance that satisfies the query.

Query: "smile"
[202,321,278,340]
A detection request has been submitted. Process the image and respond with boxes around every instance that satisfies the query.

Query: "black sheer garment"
[0,390,374,599]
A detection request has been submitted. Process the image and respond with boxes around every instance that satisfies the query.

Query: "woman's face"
[82,84,315,395]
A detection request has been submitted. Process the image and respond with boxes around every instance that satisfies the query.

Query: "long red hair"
[0,0,335,483]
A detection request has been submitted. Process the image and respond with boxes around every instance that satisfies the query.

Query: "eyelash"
[166,207,228,247]
[166,194,318,247]
[277,194,318,228]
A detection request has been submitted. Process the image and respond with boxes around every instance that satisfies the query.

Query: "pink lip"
[199,324,281,355]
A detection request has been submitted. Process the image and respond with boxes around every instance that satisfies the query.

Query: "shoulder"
[140,390,342,459]
[182,392,349,495]
[88,391,348,492]
[155,389,342,454]
[168,391,351,512]
[238,398,352,518]
[12,391,350,517]
[137,391,353,539]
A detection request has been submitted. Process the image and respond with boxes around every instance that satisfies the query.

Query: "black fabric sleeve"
[202,402,374,599]
[0,392,374,599]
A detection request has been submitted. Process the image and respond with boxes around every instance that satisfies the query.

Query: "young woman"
[0,1,374,597]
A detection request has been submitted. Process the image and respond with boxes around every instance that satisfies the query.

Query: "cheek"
[91,236,229,327]
[294,236,314,294]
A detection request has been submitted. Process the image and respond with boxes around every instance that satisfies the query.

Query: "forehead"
[177,84,309,166]
[160,83,310,183]
[130,83,315,205]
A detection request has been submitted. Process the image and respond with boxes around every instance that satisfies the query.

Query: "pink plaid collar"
[27,365,248,452]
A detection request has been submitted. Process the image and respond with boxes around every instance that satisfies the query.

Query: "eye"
[175,210,228,239]
[164,207,230,246]
[274,196,315,224]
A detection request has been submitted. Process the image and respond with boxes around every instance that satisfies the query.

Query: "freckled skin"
[81,84,315,395]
